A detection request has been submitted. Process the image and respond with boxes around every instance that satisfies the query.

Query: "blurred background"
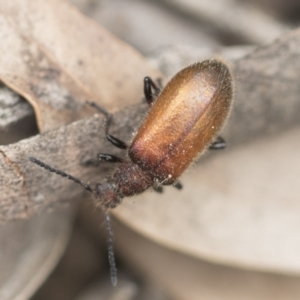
[0,0,300,299]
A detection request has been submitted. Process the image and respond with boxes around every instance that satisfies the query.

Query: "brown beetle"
[31,59,232,208]
[30,59,232,285]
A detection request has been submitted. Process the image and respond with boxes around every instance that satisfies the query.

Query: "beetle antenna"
[29,157,94,193]
[104,211,118,286]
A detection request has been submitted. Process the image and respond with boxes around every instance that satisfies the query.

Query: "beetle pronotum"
[30,59,233,285]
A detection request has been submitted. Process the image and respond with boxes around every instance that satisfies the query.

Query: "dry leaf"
[0,13,95,131]
[0,104,147,222]
[0,0,161,131]
[114,217,300,300]
[0,209,73,300]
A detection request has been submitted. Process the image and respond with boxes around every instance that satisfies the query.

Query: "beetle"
[30,59,232,208]
[30,59,232,285]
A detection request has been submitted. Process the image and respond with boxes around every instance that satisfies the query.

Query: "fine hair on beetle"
[30,59,233,286]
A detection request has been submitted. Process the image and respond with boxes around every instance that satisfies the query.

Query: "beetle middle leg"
[153,180,183,193]
[153,181,163,193]
[173,181,183,190]
[87,101,128,150]
[97,153,126,163]
[209,136,226,150]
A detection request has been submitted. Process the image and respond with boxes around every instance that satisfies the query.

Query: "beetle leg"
[82,157,99,167]
[153,183,163,193]
[209,136,226,150]
[83,153,126,167]
[173,181,183,190]
[98,153,126,163]
[87,101,128,150]
[152,179,164,193]
[144,77,161,106]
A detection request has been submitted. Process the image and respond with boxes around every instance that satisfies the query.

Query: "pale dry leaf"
[114,217,300,300]
[0,209,73,300]
[0,0,162,120]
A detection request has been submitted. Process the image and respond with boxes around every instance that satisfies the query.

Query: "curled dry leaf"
[0,0,162,131]
[0,13,95,132]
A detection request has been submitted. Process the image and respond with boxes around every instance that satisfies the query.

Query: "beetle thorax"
[113,162,153,197]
